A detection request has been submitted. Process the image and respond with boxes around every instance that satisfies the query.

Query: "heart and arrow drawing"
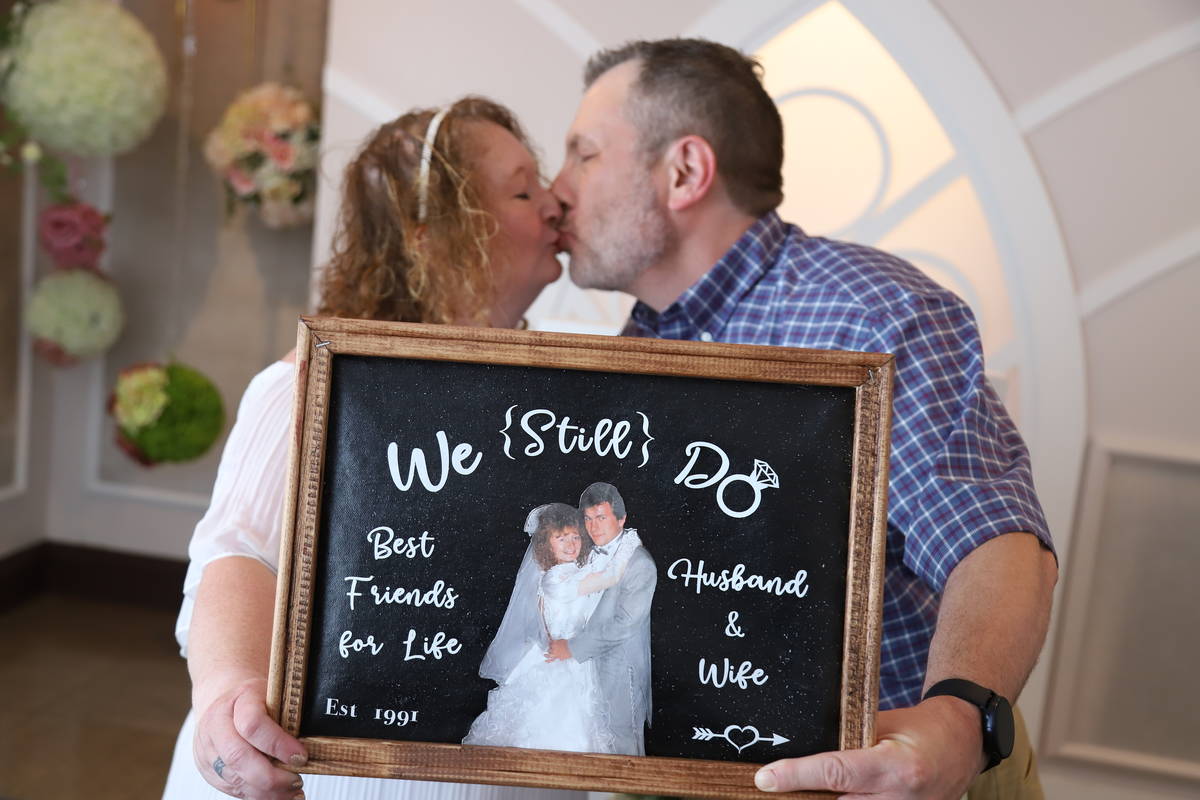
[692,724,790,753]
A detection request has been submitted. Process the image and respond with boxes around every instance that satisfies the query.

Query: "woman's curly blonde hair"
[318,96,531,324]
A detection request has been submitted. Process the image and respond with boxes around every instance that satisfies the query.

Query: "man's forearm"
[924,531,1058,702]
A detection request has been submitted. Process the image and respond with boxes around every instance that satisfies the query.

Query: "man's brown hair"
[584,38,784,217]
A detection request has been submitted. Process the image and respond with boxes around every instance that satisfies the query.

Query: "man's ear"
[663,134,717,212]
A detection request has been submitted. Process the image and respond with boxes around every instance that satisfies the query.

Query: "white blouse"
[174,360,294,654]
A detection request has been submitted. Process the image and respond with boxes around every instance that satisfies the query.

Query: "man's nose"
[549,169,572,209]
[540,191,562,225]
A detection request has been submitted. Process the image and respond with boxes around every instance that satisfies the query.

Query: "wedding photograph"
[464,487,655,757]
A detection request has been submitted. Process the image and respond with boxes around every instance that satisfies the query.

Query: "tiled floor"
[0,593,191,800]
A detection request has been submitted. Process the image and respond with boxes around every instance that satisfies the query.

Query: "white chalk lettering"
[667,559,809,598]
[698,657,769,689]
[386,431,480,493]
[344,576,458,610]
[374,707,419,726]
[513,408,637,461]
[339,630,384,658]
[402,628,462,661]
[673,441,779,518]
[368,527,436,561]
[324,698,358,717]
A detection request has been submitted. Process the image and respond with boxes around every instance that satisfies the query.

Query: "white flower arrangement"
[26,268,124,360]
[2,0,167,157]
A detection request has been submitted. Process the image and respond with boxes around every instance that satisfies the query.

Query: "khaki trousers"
[967,705,1044,800]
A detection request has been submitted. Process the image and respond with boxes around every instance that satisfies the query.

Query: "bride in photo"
[464,503,642,753]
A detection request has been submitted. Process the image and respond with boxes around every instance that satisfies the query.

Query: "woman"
[162,97,577,800]
[463,503,642,754]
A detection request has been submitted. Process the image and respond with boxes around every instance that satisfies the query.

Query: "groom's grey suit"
[568,530,656,756]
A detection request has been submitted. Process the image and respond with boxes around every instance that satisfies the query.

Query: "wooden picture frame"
[268,317,893,799]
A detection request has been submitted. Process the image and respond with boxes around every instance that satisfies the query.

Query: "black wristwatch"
[923,679,1014,772]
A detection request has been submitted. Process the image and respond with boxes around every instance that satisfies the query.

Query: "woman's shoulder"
[234,358,295,422]
[245,358,294,396]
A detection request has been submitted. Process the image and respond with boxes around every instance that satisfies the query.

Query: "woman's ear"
[410,223,429,248]
[663,134,717,212]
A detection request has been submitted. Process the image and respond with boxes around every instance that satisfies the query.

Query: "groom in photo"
[546,482,656,756]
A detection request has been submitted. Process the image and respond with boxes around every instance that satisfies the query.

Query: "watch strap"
[923,678,992,708]
[923,678,1013,772]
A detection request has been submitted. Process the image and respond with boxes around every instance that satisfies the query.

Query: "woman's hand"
[193,675,308,799]
[187,558,305,798]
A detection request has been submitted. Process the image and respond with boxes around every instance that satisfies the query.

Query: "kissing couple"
[463,482,657,756]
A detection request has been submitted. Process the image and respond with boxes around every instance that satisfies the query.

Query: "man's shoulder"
[617,537,657,582]
[754,225,974,334]
[772,228,943,300]
[630,545,655,566]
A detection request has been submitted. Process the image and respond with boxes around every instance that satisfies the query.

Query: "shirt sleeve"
[174,362,296,655]
[866,288,1054,593]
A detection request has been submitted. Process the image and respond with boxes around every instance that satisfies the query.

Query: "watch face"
[987,695,1015,760]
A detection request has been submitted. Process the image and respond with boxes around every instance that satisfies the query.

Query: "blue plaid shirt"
[625,211,1053,709]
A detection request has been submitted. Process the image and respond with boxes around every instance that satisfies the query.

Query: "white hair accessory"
[523,504,552,536]
[416,106,451,222]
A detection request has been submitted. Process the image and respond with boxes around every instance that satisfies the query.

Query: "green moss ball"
[123,363,224,463]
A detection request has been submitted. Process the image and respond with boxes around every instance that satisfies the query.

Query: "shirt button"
[699,331,714,342]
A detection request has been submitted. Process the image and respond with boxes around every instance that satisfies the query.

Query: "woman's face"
[548,526,582,565]
[468,121,563,327]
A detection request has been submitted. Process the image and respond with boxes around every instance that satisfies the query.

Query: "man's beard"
[567,182,674,292]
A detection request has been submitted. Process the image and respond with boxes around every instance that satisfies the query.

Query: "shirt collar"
[627,211,793,340]
[592,528,633,554]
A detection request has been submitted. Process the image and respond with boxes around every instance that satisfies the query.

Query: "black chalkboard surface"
[269,318,893,799]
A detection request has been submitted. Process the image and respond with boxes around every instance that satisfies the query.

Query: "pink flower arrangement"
[38,201,109,269]
[204,83,320,229]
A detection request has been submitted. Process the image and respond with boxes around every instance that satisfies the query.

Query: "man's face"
[583,502,625,547]
[551,60,674,293]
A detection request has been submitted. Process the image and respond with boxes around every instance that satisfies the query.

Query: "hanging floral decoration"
[204,82,320,229]
[25,268,124,366]
[39,200,109,269]
[25,198,122,366]
[109,362,225,466]
[1,0,167,163]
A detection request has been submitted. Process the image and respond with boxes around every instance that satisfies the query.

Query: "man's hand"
[545,638,573,662]
[193,676,308,800]
[754,697,984,799]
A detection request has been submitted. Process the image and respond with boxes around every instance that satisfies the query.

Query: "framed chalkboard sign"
[268,317,893,799]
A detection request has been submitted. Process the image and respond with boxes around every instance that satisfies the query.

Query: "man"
[551,39,1058,799]
[546,482,657,756]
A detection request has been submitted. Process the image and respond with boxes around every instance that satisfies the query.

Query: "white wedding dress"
[463,534,641,754]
